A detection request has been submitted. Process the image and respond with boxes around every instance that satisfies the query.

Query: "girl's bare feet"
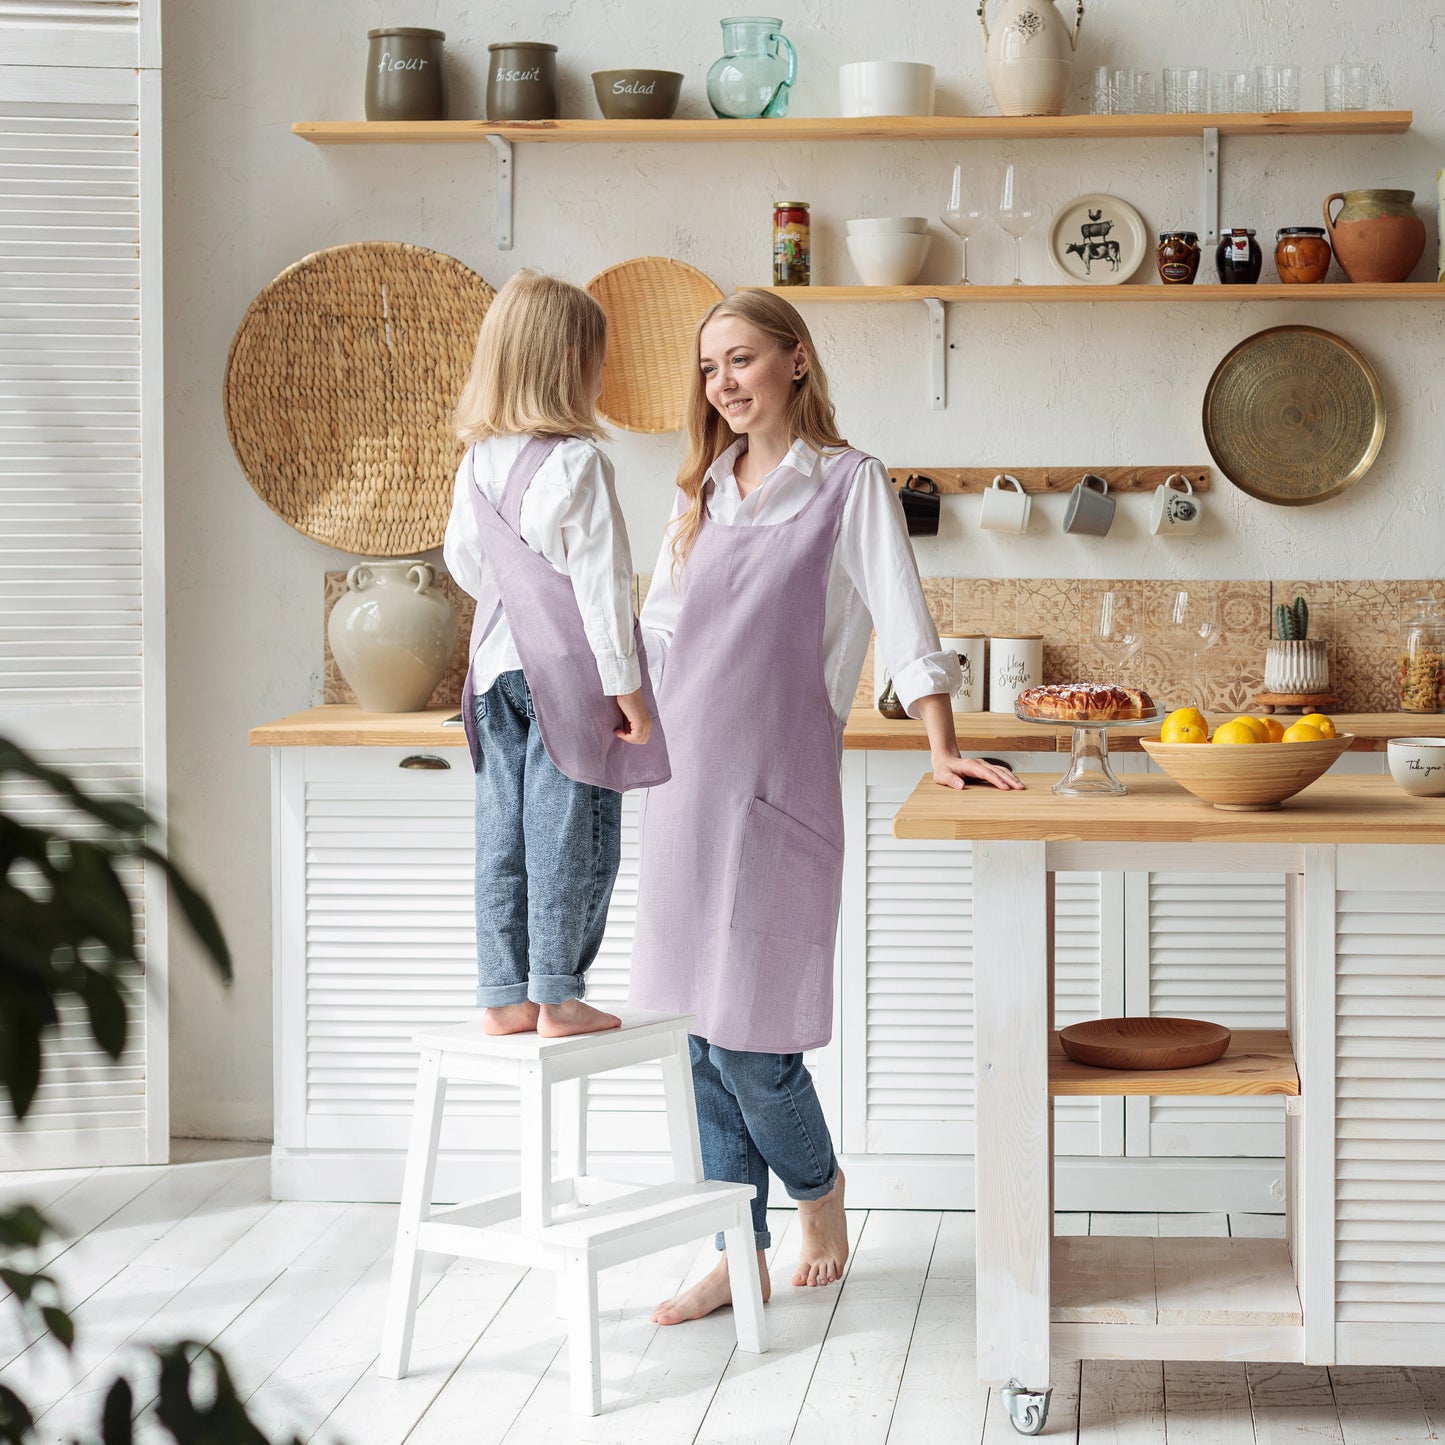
[652,1250,771,1326]
[537,999,622,1038]
[481,1001,539,1035]
[793,1170,847,1287]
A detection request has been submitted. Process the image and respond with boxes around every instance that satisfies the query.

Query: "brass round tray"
[224,241,496,555]
[1202,325,1385,507]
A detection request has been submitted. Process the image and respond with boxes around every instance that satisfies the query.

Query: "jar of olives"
[1399,596,1445,712]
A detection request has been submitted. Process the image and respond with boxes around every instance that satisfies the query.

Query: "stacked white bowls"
[845,216,931,286]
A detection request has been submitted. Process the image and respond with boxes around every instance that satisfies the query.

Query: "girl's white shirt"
[443,434,641,698]
[640,438,960,721]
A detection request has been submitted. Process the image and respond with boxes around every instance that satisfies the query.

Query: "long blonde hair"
[671,291,848,572]
[454,270,608,444]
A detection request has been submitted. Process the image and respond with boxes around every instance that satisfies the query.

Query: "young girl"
[631,291,1020,1322]
[445,271,669,1040]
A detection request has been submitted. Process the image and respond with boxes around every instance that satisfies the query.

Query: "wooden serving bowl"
[1059,1017,1232,1071]
[1141,734,1353,811]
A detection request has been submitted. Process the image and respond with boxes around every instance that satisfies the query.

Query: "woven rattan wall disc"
[1202,325,1385,507]
[586,257,724,433]
[224,242,495,554]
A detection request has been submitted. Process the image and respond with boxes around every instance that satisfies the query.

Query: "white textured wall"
[164,0,1445,1137]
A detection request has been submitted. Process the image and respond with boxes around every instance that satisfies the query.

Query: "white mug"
[838,61,936,117]
[979,474,1031,534]
[1150,473,1202,535]
[988,634,1043,713]
[939,635,986,712]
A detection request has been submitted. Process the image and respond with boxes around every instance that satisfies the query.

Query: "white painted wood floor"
[4,1143,1444,1444]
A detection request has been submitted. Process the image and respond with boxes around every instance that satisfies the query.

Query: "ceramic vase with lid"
[1323,189,1426,283]
[328,560,458,713]
[977,0,1085,118]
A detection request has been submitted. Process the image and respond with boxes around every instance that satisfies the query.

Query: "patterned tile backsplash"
[323,574,1445,715]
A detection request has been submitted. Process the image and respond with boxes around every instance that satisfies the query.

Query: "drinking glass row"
[1091,62,1372,116]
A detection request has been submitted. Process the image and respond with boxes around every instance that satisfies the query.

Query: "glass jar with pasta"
[1398,596,1445,712]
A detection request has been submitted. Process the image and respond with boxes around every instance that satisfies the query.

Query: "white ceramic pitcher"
[977,0,1084,117]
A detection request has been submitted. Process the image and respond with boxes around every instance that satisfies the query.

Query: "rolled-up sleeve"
[839,460,959,718]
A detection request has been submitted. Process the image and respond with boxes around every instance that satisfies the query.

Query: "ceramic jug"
[328,560,458,713]
[1323,188,1425,283]
[706,16,797,119]
[977,0,1084,117]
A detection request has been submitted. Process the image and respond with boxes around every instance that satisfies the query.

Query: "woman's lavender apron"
[461,435,670,792]
[631,448,866,1053]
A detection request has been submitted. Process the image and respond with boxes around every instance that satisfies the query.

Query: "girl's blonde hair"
[454,270,608,444]
[671,291,847,571]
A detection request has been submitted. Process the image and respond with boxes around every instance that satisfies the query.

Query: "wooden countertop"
[892,773,1445,844]
[248,705,1427,751]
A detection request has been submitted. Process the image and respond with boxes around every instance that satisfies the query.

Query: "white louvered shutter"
[0,7,163,1167]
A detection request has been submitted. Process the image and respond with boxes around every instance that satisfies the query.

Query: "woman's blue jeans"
[690,1035,840,1250]
[472,670,621,1007]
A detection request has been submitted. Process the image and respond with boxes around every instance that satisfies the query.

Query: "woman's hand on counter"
[931,751,1026,792]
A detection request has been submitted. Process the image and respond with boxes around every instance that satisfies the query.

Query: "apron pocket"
[731,797,842,948]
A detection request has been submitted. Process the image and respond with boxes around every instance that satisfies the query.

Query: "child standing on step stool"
[445,271,670,1041]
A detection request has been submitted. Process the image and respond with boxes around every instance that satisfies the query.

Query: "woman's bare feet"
[652,1250,770,1326]
[480,1001,539,1035]
[537,999,621,1038]
[793,1170,848,1287]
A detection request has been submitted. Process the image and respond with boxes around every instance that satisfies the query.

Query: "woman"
[630,291,1021,1325]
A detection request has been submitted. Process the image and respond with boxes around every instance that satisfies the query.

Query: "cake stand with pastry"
[1014,682,1164,797]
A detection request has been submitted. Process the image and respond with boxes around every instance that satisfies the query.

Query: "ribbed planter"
[1264,639,1329,694]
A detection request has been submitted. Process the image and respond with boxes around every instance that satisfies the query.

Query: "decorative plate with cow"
[1047,194,1148,285]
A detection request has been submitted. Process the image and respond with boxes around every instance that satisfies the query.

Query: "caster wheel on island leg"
[1001,1378,1052,1436]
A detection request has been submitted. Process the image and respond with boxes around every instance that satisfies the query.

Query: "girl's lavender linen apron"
[461,435,670,792]
[631,448,867,1053]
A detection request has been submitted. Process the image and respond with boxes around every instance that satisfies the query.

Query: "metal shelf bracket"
[925,298,947,410]
[486,134,514,250]
[1201,125,1220,248]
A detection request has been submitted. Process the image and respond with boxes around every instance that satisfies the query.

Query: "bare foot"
[793,1170,847,1287]
[480,1001,539,1035]
[536,999,621,1038]
[651,1251,770,1326]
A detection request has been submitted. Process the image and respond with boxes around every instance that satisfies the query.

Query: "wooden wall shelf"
[1049,1027,1297,1095]
[751,283,1445,303]
[888,466,1210,495]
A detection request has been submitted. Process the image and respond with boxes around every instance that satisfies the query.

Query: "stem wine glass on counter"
[1092,589,1144,675]
[1165,588,1220,706]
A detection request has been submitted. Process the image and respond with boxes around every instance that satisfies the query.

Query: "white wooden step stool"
[378,1009,768,1414]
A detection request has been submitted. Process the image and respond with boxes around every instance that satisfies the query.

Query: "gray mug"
[1063,473,1116,537]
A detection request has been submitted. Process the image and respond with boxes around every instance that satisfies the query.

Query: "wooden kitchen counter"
[249,704,1428,752]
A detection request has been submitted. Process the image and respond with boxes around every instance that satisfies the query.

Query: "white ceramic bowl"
[846,216,929,236]
[1387,737,1445,797]
[846,231,931,286]
[838,61,936,117]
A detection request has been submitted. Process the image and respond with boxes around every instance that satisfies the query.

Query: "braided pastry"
[1016,682,1155,721]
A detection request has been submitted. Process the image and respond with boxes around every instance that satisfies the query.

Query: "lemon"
[1299,712,1336,739]
[1282,721,1326,743]
[1213,720,1262,745]
[1259,716,1286,743]
[1229,715,1271,742]
[1161,713,1208,744]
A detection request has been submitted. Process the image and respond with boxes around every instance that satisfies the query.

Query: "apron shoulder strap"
[818,446,870,520]
[492,434,567,532]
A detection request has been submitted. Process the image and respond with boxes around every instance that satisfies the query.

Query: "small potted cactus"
[1265,594,1329,693]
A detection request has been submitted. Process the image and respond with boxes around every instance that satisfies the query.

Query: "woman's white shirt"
[640,438,959,720]
[443,434,641,698]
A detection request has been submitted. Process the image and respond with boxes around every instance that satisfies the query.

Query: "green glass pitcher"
[706,16,797,119]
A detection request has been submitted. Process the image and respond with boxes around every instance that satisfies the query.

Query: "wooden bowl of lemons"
[1142,709,1353,810]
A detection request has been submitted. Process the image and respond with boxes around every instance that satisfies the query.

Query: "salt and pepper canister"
[988,633,1043,713]
[1216,227,1263,284]
[366,28,446,121]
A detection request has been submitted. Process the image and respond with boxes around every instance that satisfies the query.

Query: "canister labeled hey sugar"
[988,633,1042,713]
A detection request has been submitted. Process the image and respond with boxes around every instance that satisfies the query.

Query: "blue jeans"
[689,1036,840,1250]
[472,670,622,1007]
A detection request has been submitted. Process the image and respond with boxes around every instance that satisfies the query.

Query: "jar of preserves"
[773,200,810,286]
[1399,596,1445,713]
[1275,226,1332,283]
[1156,230,1200,284]
[1216,227,1262,284]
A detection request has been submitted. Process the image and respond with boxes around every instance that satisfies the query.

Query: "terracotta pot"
[1323,188,1426,283]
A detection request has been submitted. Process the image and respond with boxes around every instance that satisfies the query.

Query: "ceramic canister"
[366,28,446,121]
[940,635,987,712]
[487,42,559,121]
[988,633,1043,713]
[1438,170,1444,282]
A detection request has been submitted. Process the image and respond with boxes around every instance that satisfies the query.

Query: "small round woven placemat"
[586,256,724,433]
[224,241,495,554]
[1202,325,1385,507]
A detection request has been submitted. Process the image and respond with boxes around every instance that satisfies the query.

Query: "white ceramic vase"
[1264,639,1329,694]
[978,0,1084,118]
[328,559,458,713]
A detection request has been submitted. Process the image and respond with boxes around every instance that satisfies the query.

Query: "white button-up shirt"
[443,434,641,698]
[640,438,959,721]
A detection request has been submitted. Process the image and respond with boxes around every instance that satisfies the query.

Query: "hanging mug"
[898,473,941,536]
[1150,473,1202,536]
[1063,472,1115,537]
[978,473,1031,534]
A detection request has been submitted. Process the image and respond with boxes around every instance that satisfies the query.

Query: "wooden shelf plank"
[1049,1027,1299,1096]
[748,283,1445,302]
[292,112,1411,145]
[887,466,1211,494]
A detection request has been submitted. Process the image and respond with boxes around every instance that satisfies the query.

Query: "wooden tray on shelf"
[1058,1017,1231,1070]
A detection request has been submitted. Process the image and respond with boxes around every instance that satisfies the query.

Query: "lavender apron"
[630,448,867,1053]
[460,435,670,792]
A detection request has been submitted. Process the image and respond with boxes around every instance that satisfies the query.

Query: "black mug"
[898,473,940,536]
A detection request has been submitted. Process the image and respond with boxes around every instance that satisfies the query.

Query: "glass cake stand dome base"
[1013,707,1166,798]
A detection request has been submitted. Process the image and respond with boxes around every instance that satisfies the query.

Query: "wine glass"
[1093,589,1144,674]
[995,163,1038,286]
[1164,588,1220,706]
[941,163,985,284]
